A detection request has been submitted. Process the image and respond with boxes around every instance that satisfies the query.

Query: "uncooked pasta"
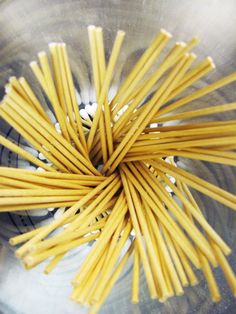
[0,25,235,313]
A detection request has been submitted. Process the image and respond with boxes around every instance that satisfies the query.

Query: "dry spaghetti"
[0,25,235,313]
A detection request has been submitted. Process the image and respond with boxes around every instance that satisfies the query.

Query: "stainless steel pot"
[0,1,236,313]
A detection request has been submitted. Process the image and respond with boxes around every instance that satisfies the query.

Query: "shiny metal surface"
[0,0,236,313]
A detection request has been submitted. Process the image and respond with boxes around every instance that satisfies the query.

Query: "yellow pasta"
[0,25,235,314]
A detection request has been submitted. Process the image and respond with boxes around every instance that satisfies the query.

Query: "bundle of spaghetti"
[0,188,115,212]
[116,70,236,140]
[0,25,235,313]
[123,122,236,164]
[0,167,108,211]
[90,43,215,161]
[91,43,199,161]
[1,94,98,175]
[0,167,105,186]
[121,161,236,299]
[102,54,211,174]
[159,167,236,298]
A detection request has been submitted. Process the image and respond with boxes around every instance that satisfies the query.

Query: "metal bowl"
[0,0,236,313]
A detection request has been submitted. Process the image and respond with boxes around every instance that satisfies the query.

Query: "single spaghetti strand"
[60,43,89,159]
[10,226,47,246]
[0,172,97,189]
[131,240,140,304]
[88,26,100,99]
[0,195,88,206]
[172,239,199,286]
[30,61,50,95]
[151,150,236,167]
[44,253,64,274]
[127,138,236,154]
[211,241,236,296]
[199,251,221,302]
[123,147,236,165]
[101,218,126,270]
[96,27,114,157]
[133,123,236,141]
[65,118,89,158]
[144,119,236,133]
[11,170,105,182]
[94,28,108,162]
[128,134,236,150]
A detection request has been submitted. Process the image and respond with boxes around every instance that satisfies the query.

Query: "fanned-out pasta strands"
[15,174,117,258]
[112,44,190,140]
[104,54,196,174]
[121,163,200,268]
[1,26,236,313]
